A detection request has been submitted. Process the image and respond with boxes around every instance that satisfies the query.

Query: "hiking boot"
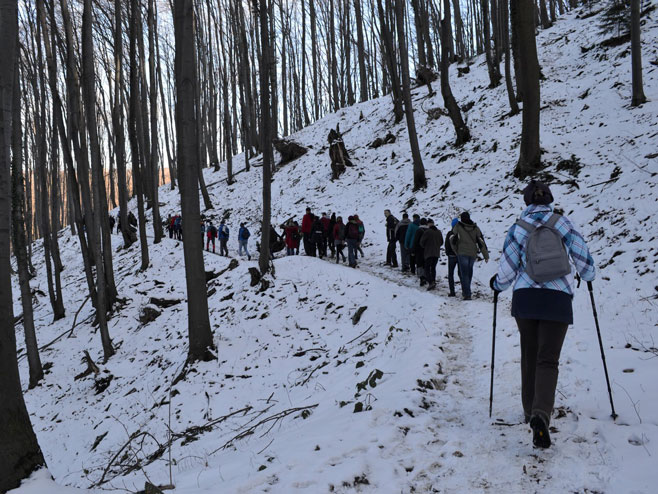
[420,279,426,286]
[427,283,436,291]
[448,292,456,297]
[248,255,251,261]
[530,415,551,449]
[463,295,472,301]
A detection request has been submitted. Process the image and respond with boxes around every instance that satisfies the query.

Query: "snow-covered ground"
[11,4,658,493]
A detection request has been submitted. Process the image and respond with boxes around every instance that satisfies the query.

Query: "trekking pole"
[587,281,618,420]
[489,290,498,418]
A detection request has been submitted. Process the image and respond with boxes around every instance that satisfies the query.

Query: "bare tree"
[173,0,216,362]
[630,0,646,107]
[512,0,541,178]
[0,1,47,489]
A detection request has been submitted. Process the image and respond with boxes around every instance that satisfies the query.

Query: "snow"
[10,5,658,494]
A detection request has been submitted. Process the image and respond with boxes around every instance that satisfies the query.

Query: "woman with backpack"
[333,216,347,264]
[490,181,596,449]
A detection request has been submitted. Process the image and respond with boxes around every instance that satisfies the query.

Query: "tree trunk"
[258,0,273,275]
[501,0,520,115]
[83,0,115,360]
[512,0,541,177]
[354,0,368,101]
[0,2,47,488]
[310,0,319,120]
[539,0,551,29]
[630,0,646,107]
[148,0,163,243]
[11,50,43,389]
[395,0,427,190]
[173,0,216,362]
[377,0,404,123]
[113,0,136,247]
[453,0,466,60]
[482,0,502,87]
[440,0,471,146]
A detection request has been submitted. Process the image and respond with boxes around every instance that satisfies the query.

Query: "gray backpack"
[516,214,571,283]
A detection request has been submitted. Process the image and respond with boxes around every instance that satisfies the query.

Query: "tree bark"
[482,0,502,87]
[173,0,216,362]
[630,0,646,107]
[11,48,43,389]
[83,0,115,360]
[501,0,520,115]
[377,0,404,123]
[395,0,427,190]
[147,0,163,243]
[258,0,273,275]
[0,2,47,489]
[354,0,368,101]
[512,0,541,177]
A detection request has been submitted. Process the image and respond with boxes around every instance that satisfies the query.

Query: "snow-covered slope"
[11,5,658,493]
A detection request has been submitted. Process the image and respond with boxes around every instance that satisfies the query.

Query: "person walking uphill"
[445,218,459,296]
[396,213,411,271]
[238,223,251,260]
[344,216,361,268]
[218,220,230,256]
[405,214,421,274]
[491,181,596,449]
[384,210,399,267]
[301,207,314,255]
[420,219,443,290]
[206,221,218,252]
[450,212,489,300]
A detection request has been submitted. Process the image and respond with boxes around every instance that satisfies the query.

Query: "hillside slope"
[12,5,658,494]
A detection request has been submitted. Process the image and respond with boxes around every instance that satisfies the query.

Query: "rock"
[369,132,396,149]
[148,297,182,308]
[248,267,262,287]
[144,482,164,494]
[139,305,161,324]
[415,65,438,86]
[352,306,368,325]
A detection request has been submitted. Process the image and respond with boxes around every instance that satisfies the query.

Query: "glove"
[490,275,500,293]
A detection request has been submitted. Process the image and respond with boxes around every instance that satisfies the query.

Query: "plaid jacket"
[493,205,596,295]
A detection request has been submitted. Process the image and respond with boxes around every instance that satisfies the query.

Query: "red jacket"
[301,213,313,234]
[320,216,331,232]
[333,222,344,242]
[285,225,300,248]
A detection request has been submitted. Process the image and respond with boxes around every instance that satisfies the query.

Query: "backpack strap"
[515,219,535,233]
[544,213,561,229]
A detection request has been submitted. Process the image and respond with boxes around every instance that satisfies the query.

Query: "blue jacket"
[218,224,230,240]
[404,220,420,250]
[238,227,249,241]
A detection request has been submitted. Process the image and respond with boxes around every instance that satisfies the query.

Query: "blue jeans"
[457,255,475,298]
[347,239,358,267]
[239,240,250,257]
[448,255,459,295]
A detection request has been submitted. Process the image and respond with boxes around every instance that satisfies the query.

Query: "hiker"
[345,216,360,268]
[333,216,347,263]
[490,181,596,449]
[166,214,173,238]
[354,215,365,258]
[206,221,218,253]
[420,219,443,290]
[238,223,251,260]
[319,213,330,257]
[109,214,116,233]
[445,218,460,296]
[450,212,489,300]
[384,210,399,267]
[283,220,300,256]
[396,213,411,271]
[200,220,206,242]
[301,207,314,255]
[311,215,326,259]
[270,224,284,258]
[412,218,429,285]
[327,213,337,257]
[405,214,421,274]
[218,220,230,256]
[174,215,182,240]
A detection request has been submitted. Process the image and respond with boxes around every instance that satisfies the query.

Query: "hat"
[460,212,471,223]
[427,219,434,225]
[451,218,459,227]
[523,180,554,206]
[420,218,428,225]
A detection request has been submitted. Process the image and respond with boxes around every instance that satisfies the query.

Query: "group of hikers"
[113,180,597,450]
[383,209,489,298]
[278,208,366,268]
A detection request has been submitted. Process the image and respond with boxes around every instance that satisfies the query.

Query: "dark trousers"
[409,253,416,274]
[347,239,358,267]
[206,237,215,252]
[517,318,569,425]
[335,242,346,263]
[386,239,398,266]
[457,255,475,298]
[220,238,228,256]
[303,232,312,255]
[447,255,458,295]
[424,257,438,285]
[328,236,335,256]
